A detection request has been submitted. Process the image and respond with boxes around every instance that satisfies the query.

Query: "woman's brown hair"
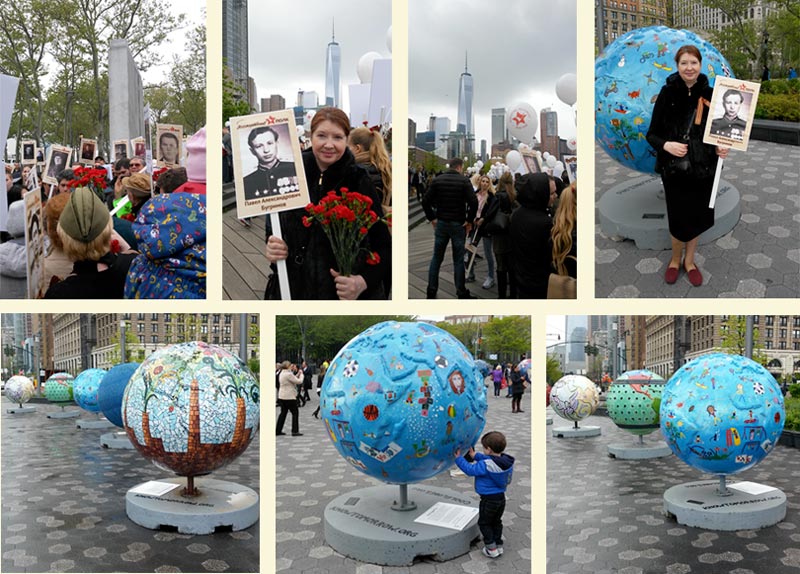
[675,45,702,64]
[310,107,351,138]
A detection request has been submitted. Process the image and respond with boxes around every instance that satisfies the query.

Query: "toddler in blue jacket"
[455,431,515,559]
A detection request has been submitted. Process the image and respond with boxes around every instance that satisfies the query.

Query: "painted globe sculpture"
[661,353,784,475]
[5,376,34,406]
[607,369,666,436]
[98,362,140,428]
[73,368,107,412]
[550,375,600,422]
[595,26,734,173]
[475,359,491,377]
[320,321,487,484]
[518,359,531,378]
[546,384,552,407]
[123,341,260,477]
[44,372,74,404]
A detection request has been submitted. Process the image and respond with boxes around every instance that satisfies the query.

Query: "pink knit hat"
[184,126,206,183]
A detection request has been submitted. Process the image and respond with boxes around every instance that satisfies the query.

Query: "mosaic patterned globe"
[98,363,140,428]
[5,376,34,405]
[123,341,260,477]
[661,353,784,475]
[44,372,74,404]
[550,375,600,422]
[518,359,531,378]
[595,26,734,173]
[320,321,487,484]
[73,368,107,412]
[607,369,666,436]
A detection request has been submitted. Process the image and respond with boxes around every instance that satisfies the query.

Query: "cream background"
[2,2,797,573]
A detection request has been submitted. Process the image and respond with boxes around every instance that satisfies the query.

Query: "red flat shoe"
[664,265,680,284]
[687,267,703,286]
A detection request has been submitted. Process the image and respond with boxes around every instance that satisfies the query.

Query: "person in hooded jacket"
[509,172,555,299]
[455,431,515,559]
[646,44,729,287]
[265,107,390,300]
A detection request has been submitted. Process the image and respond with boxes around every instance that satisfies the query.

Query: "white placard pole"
[270,213,291,300]
[708,156,725,209]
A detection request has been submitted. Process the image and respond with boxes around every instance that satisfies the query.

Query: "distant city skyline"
[410,0,576,152]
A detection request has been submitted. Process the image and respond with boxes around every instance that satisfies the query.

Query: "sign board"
[414,502,479,531]
[24,191,46,299]
[230,110,310,219]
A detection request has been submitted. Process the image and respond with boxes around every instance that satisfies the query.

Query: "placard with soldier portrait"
[131,137,146,159]
[21,140,36,165]
[43,144,72,185]
[113,139,130,162]
[230,109,309,219]
[80,138,97,164]
[156,123,183,167]
[703,77,760,152]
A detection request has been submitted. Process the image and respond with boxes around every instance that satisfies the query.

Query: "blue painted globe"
[73,368,107,412]
[320,321,487,484]
[98,362,140,428]
[595,26,734,173]
[518,359,531,378]
[660,353,784,475]
[474,360,491,377]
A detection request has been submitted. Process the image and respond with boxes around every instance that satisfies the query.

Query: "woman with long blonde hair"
[467,174,497,289]
[551,181,577,278]
[348,127,392,214]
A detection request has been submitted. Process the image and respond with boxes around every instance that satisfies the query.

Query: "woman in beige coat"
[277,361,304,436]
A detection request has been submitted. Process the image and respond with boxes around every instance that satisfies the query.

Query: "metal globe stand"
[323,484,479,566]
[608,434,672,459]
[663,476,786,531]
[597,175,740,249]
[552,419,601,438]
[126,475,259,535]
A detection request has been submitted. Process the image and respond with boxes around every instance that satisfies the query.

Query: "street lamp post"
[120,320,127,363]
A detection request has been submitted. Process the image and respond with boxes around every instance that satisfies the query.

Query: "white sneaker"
[497,546,504,555]
[482,547,500,559]
[482,277,495,289]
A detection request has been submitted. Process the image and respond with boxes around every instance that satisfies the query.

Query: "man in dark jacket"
[510,173,554,299]
[422,158,478,299]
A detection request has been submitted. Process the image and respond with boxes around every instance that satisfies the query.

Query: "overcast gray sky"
[409,0,577,149]
[248,0,391,112]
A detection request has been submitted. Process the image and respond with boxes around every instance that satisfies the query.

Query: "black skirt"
[662,171,715,242]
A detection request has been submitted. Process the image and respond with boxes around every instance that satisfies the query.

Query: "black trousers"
[276,399,299,434]
[478,496,505,547]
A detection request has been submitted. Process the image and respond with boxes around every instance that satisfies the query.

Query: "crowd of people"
[1,128,207,298]
[415,158,576,299]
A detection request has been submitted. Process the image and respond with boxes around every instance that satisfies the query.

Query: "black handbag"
[483,209,510,235]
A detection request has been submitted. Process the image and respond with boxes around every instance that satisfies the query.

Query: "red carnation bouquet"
[67,166,109,200]
[302,187,385,276]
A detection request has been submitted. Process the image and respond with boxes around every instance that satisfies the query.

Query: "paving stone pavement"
[547,410,800,573]
[595,140,800,298]
[276,391,531,572]
[1,402,260,573]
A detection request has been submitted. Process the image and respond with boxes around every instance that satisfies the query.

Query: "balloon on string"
[517,143,530,152]
[506,103,538,144]
[505,150,522,171]
[546,156,557,168]
[567,137,577,152]
[357,51,382,83]
[542,151,551,160]
[555,73,578,106]
[554,161,564,171]
[296,125,305,137]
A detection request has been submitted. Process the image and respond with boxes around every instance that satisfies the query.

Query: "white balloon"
[506,103,538,144]
[517,143,530,152]
[554,167,564,178]
[542,152,551,160]
[357,51,382,83]
[566,137,577,152]
[475,160,484,169]
[555,73,577,106]
[554,161,564,171]
[546,156,557,168]
[505,150,522,171]
[386,26,392,53]
[296,125,305,137]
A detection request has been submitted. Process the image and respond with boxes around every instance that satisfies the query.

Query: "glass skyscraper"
[222,0,249,97]
[325,21,341,108]
[456,53,474,155]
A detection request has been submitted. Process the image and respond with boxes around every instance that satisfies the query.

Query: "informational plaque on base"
[129,481,180,497]
[414,502,479,531]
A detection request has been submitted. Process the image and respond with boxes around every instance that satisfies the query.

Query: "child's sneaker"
[497,545,504,555]
[482,546,500,559]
